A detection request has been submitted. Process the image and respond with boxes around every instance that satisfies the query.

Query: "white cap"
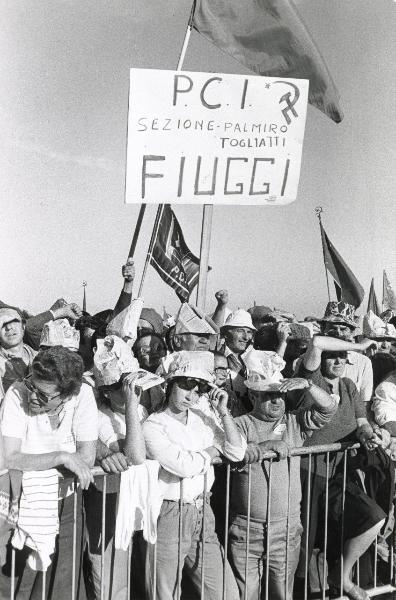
[223,309,256,331]
[159,351,215,385]
[40,319,80,352]
[93,335,139,386]
[363,310,396,340]
[242,347,285,391]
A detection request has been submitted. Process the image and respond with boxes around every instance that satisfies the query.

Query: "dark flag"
[319,223,364,307]
[367,278,380,315]
[150,205,201,301]
[193,0,342,123]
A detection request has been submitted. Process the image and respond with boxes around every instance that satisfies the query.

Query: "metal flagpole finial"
[314,206,323,219]
[82,281,87,287]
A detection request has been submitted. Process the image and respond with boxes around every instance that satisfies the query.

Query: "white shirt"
[99,403,148,448]
[1,381,98,454]
[143,407,246,502]
[372,372,396,427]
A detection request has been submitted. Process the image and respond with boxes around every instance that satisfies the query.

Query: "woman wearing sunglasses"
[143,350,245,600]
[0,345,98,598]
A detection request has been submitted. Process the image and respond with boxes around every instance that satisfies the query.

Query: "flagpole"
[196,204,213,311]
[382,269,386,313]
[82,281,87,313]
[138,204,165,297]
[315,206,331,303]
[136,0,197,299]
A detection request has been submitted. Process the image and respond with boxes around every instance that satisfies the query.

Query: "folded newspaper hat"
[174,303,219,335]
[160,350,215,385]
[106,297,144,342]
[320,301,358,329]
[222,309,256,331]
[243,347,285,391]
[363,310,396,340]
[93,335,139,386]
[40,318,80,351]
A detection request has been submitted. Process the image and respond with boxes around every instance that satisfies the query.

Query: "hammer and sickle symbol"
[274,81,300,125]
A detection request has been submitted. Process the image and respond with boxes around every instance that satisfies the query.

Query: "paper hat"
[320,301,358,329]
[106,298,144,341]
[242,347,285,391]
[380,310,395,324]
[0,307,23,329]
[40,319,80,351]
[174,303,219,336]
[363,310,396,340]
[222,309,256,331]
[159,350,215,385]
[93,335,139,386]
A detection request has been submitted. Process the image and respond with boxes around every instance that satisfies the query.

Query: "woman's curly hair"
[32,346,84,397]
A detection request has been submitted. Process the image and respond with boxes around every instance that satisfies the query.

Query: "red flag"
[150,205,201,301]
[367,278,380,316]
[194,0,342,123]
[319,223,364,307]
[383,270,396,311]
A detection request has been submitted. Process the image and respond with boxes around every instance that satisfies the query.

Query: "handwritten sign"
[125,69,309,205]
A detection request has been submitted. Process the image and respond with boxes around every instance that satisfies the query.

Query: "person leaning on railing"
[143,350,246,600]
[227,348,337,600]
[295,334,386,600]
[0,346,98,599]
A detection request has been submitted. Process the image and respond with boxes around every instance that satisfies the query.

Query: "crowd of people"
[0,259,396,600]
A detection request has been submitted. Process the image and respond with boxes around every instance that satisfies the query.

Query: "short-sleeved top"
[0,344,37,401]
[98,404,148,448]
[1,381,98,454]
[372,371,396,427]
[296,364,365,477]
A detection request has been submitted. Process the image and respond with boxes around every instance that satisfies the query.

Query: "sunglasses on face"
[174,377,212,394]
[23,375,62,405]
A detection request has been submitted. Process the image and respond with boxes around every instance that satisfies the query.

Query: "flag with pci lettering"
[193,0,343,123]
[319,223,364,307]
[150,205,201,301]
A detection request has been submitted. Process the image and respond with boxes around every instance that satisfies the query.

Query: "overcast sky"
[1,0,395,319]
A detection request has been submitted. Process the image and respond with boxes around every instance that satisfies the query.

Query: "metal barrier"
[1,443,395,599]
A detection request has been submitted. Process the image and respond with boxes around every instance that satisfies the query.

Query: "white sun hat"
[363,310,396,340]
[222,309,256,331]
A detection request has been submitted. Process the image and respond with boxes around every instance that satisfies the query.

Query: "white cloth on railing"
[11,469,59,571]
[115,460,162,549]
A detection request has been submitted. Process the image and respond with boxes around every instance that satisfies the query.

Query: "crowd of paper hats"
[93,335,140,386]
[174,303,219,336]
[320,301,358,329]
[242,346,286,392]
[363,310,396,340]
[159,350,215,385]
[40,319,80,351]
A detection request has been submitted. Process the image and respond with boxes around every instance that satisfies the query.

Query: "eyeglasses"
[23,375,62,405]
[173,377,212,394]
[214,367,229,375]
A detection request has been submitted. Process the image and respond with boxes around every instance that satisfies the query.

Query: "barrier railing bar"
[323,451,329,600]
[285,456,292,600]
[340,449,348,596]
[304,453,312,600]
[11,547,15,599]
[374,535,378,588]
[177,479,184,600]
[222,464,230,600]
[200,473,207,600]
[264,458,273,600]
[243,464,252,600]
[100,475,107,600]
[127,537,132,599]
[41,569,46,600]
[71,480,77,600]
[152,541,157,600]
